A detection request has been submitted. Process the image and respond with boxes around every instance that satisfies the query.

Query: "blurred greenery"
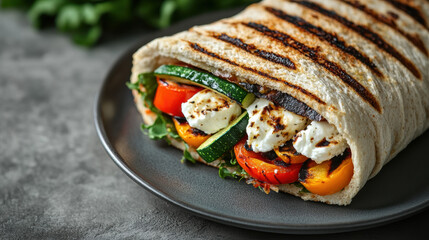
[1,0,258,46]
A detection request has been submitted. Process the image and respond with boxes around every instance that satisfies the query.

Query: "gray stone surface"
[0,9,428,240]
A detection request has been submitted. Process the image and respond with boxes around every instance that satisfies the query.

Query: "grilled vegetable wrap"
[130,0,429,205]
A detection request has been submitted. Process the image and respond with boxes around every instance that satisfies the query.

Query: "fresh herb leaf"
[56,4,81,31]
[218,149,249,180]
[141,116,169,140]
[137,72,158,110]
[164,117,179,139]
[129,73,179,142]
[140,110,179,143]
[71,25,101,46]
[158,0,176,28]
[29,0,66,28]
[127,72,159,112]
[218,166,236,179]
[220,149,238,166]
[181,143,196,164]
[229,156,237,166]
[218,162,247,180]
[125,80,140,91]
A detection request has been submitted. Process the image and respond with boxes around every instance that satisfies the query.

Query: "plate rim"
[93,9,429,235]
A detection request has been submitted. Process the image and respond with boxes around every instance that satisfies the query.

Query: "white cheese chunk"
[293,121,348,163]
[182,89,242,134]
[246,98,308,152]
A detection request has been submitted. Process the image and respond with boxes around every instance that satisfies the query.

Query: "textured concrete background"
[1,8,428,240]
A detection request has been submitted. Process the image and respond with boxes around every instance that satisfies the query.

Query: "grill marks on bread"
[188,42,326,105]
[384,0,428,29]
[264,6,383,77]
[290,0,422,80]
[216,33,296,70]
[244,22,382,113]
[341,0,428,56]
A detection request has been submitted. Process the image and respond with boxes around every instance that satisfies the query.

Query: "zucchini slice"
[197,112,249,163]
[154,65,255,108]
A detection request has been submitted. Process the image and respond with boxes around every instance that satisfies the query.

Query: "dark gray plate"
[94,9,429,234]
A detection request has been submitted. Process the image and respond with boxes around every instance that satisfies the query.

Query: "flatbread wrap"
[129,0,429,205]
